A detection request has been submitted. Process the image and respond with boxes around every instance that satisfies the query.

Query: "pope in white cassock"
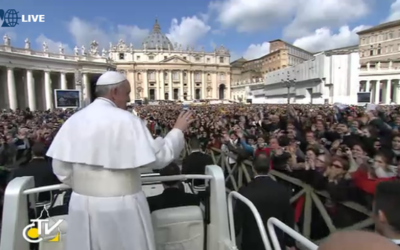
[46,71,193,250]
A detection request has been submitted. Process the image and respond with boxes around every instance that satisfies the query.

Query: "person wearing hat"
[47,71,193,250]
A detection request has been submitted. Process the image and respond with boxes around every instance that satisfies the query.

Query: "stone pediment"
[161,55,190,64]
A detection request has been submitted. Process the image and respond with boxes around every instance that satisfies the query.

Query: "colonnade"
[359,79,400,104]
[0,67,95,111]
[126,69,230,101]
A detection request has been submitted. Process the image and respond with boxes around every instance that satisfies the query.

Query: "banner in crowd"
[357,92,371,103]
[54,89,81,108]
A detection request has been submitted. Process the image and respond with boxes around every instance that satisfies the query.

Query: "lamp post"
[286,79,296,104]
[282,71,296,104]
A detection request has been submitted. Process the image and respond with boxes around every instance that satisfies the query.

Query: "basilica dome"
[143,19,174,50]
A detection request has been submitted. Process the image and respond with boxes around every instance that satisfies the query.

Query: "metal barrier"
[1,166,234,250]
[267,218,318,250]
[200,147,373,240]
[227,191,272,250]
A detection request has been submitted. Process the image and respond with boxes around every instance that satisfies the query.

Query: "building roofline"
[324,45,359,56]
[243,49,281,63]
[357,19,400,35]
[241,39,313,63]
[268,39,313,55]
[230,57,247,65]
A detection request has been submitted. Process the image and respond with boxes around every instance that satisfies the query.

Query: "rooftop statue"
[59,44,64,54]
[90,40,99,56]
[42,41,48,52]
[3,34,10,46]
[24,38,30,50]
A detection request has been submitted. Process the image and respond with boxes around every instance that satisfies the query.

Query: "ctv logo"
[0,9,45,27]
[22,207,63,243]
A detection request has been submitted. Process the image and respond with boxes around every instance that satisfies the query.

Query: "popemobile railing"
[0,165,234,250]
[178,142,373,241]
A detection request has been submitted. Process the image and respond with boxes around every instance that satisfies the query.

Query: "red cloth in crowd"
[255,147,273,169]
[255,147,271,157]
[294,196,305,223]
[351,169,396,195]
[147,121,155,134]
[208,141,222,150]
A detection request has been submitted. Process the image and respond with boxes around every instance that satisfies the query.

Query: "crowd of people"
[1,100,400,249]
[137,102,400,239]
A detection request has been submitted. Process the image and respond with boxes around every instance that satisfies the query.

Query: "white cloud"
[166,16,211,47]
[35,34,72,54]
[211,29,224,35]
[283,0,370,39]
[293,25,369,52]
[209,0,370,39]
[209,0,297,32]
[386,0,400,22]
[61,16,209,52]
[243,42,270,60]
[67,17,149,49]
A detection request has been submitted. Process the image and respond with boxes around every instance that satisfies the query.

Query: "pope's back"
[47,71,193,250]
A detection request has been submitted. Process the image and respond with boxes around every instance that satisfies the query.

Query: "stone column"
[44,71,53,110]
[385,80,392,104]
[187,71,191,100]
[191,71,195,100]
[160,70,165,100]
[143,70,148,99]
[130,70,136,102]
[395,80,400,104]
[213,72,218,99]
[374,81,380,104]
[26,69,36,111]
[226,73,231,100]
[201,72,206,99]
[180,71,184,100]
[60,72,67,90]
[365,80,370,93]
[7,67,17,110]
[169,71,173,100]
[82,73,89,103]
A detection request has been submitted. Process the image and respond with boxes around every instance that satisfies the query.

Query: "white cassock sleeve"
[52,159,73,187]
[140,120,185,170]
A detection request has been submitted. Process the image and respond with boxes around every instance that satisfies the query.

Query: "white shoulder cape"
[47,99,157,169]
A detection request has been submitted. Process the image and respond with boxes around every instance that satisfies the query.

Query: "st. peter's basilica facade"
[0,19,231,111]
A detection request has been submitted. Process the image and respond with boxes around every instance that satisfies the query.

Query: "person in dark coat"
[147,162,200,213]
[234,152,295,250]
[7,142,60,202]
[182,137,213,188]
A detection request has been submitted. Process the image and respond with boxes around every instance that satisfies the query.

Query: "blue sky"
[0,0,398,60]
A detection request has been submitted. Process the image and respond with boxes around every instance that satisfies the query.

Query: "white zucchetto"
[96,71,127,86]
